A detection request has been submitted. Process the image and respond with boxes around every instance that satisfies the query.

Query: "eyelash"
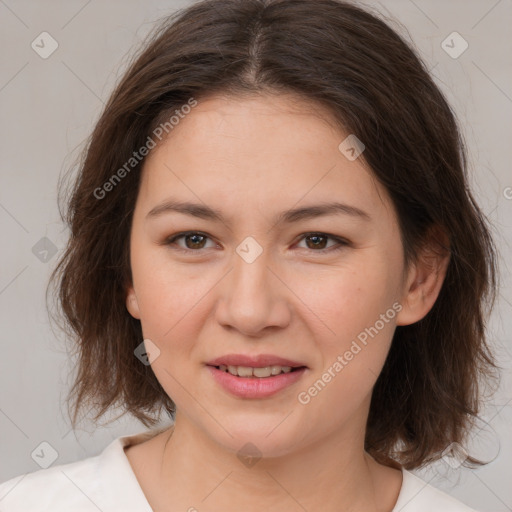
[163,231,349,254]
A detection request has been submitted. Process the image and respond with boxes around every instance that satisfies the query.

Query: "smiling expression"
[125,92,417,455]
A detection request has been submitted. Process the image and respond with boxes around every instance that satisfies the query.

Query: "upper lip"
[206,354,307,368]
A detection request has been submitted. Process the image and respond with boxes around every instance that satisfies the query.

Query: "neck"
[148,413,402,512]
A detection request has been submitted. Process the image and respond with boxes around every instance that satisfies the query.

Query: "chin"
[207,416,304,458]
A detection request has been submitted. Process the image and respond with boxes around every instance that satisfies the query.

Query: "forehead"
[139,93,394,223]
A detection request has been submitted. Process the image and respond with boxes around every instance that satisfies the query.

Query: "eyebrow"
[146,199,371,224]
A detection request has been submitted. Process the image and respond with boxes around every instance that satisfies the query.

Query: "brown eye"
[305,234,329,249]
[296,233,349,253]
[183,233,207,249]
[164,231,216,251]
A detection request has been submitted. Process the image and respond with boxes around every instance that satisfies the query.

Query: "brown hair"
[50,0,499,470]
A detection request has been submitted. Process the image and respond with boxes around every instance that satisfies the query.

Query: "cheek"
[297,259,399,345]
[296,279,397,436]
[295,259,399,401]
[130,245,214,342]
[131,255,213,402]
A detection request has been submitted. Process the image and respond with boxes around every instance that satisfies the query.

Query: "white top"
[0,429,478,511]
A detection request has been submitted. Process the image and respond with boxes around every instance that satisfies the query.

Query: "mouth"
[204,353,308,398]
[209,364,307,378]
[206,353,307,371]
[206,364,308,399]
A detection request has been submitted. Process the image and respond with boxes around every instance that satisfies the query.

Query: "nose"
[214,246,291,337]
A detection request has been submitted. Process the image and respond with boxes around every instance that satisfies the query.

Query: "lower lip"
[206,365,307,398]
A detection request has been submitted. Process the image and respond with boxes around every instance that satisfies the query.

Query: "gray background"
[0,0,511,510]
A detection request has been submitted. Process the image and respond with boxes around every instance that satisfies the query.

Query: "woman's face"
[126,93,416,456]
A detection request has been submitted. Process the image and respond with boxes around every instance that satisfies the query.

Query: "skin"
[125,92,450,512]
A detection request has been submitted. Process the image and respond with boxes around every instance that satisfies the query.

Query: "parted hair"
[50,0,499,470]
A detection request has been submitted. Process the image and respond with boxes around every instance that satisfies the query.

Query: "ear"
[395,225,451,326]
[126,284,141,319]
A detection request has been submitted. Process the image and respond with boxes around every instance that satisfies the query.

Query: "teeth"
[218,364,294,378]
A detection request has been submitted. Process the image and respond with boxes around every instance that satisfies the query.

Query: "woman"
[0,0,498,510]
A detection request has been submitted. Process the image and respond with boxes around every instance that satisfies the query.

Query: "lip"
[205,353,307,368]
[206,365,308,399]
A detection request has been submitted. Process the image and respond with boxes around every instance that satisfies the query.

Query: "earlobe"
[126,286,141,319]
[396,226,451,326]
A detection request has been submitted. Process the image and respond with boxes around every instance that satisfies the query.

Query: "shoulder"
[395,469,478,512]
[0,429,160,512]
[0,453,102,512]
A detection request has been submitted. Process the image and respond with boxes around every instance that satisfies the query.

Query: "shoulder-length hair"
[50,0,499,470]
